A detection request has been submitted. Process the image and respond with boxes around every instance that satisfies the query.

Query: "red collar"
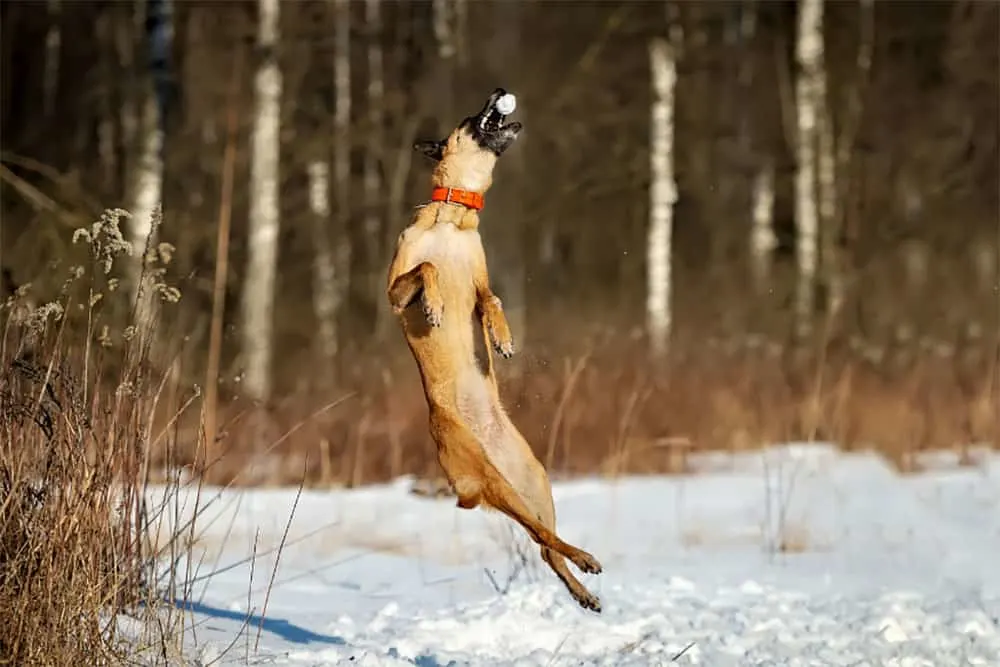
[430,187,484,211]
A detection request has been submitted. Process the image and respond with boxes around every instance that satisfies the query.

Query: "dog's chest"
[410,224,479,282]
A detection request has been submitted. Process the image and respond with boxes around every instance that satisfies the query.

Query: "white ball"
[495,93,516,115]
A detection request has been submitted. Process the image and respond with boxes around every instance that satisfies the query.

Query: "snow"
[141,443,1000,665]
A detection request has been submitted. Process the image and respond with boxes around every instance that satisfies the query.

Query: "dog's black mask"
[415,88,523,162]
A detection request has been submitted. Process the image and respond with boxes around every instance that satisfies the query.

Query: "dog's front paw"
[423,294,444,327]
[492,332,515,359]
[485,296,514,358]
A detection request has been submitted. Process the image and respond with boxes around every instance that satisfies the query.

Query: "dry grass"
[155,319,998,491]
[0,209,207,666]
[0,332,149,665]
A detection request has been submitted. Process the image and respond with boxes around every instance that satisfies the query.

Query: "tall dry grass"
[0,208,197,666]
[163,319,998,491]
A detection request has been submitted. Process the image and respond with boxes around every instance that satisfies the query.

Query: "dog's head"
[414,88,523,193]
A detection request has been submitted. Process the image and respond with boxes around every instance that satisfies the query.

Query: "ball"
[495,93,517,116]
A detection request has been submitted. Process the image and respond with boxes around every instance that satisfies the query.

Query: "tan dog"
[387,89,603,612]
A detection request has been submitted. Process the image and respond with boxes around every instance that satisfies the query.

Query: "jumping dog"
[386,89,603,612]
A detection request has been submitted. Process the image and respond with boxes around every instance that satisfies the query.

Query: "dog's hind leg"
[527,470,602,612]
[430,411,602,575]
[388,261,444,326]
[541,547,601,612]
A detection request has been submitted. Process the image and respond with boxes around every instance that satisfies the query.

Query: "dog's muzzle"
[469,88,523,155]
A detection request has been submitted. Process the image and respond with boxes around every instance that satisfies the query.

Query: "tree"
[241,0,282,402]
[794,0,822,338]
[646,10,681,358]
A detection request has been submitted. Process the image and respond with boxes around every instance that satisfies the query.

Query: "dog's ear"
[414,139,445,162]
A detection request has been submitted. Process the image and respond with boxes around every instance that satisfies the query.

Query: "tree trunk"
[309,160,340,369]
[365,0,387,340]
[128,0,170,334]
[736,0,775,298]
[241,0,282,403]
[647,36,678,358]
[750,159,776,295]
[332,0,351,353]
[815,23,839,316]
[794,0,822,338]
[129,89,163,322]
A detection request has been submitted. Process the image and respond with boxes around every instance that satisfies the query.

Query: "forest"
[1,0,997,487]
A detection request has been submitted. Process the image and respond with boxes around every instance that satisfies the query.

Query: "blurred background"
[0,0,997,487]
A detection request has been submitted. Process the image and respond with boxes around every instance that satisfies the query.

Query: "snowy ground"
[141,443,1000,666]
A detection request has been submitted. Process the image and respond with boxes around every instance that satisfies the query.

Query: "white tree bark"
[736,0,776,296]
[815,16,839,316]
[647,37,678,357]
[332,0,352,332]
[44,0,61,118]
[128,0,165,327]
[129,90,163,300]
[794,0,822,336]
[308,160,340,364]
[365,0,388,336]
[751,160,776,294]
[241,0,282,402]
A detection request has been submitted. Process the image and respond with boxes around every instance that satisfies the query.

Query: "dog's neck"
[431,156,495,195]
[422,200,480,231]
[430,186,484,210]
[418,182,486,231]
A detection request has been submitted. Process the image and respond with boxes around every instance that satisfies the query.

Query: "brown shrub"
[165,323,998,490]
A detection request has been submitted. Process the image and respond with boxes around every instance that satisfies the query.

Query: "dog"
[386,89,603,612]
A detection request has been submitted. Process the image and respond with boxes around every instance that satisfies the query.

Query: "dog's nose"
[484,88,507,109]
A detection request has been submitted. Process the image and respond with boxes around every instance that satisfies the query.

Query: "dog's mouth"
[466,88,522,155]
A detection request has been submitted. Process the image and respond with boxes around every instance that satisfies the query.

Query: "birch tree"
[130,89,164,319]
[813,0,839,317]
[308,159,339,369]
[647,35,679,358]
[128,0,170,331]
[241,0,282,402]
[751,162,776,294]
[737,1,775,295]
[794,0,822,337]
[331,0,351,348]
